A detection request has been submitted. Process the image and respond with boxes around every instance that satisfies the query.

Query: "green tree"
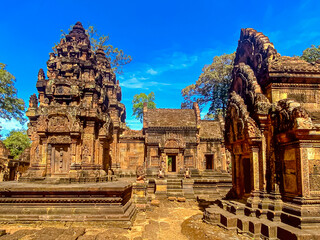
[132,92,156,123]
[181,53,235,118]
[56,25,132,74]
[301,45,320,63]
[0,63,25,125]
[86,26,132,74]
[3,130,31,159]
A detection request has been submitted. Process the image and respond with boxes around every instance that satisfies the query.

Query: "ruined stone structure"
[0,142,11,182]
[0,143,29,182]
[205,28,320,239]
[24,22,125,181]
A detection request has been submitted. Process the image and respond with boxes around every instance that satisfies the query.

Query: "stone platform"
[0,181,136,226]
[204,201,320,240]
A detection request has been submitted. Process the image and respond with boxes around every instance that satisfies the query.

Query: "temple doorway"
[168,155,176,172]
[206,154,214,170]
[52,145,70,175]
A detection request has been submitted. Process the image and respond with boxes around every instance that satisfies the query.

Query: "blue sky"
[0,0,320,134]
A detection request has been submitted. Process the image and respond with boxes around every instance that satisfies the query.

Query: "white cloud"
[0,118,28,138]
[120,74,170,90]
[146,68,158,75]
[120,50,207,90]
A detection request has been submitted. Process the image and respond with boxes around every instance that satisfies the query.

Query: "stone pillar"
[261,132,267,191]
[46,144,52,176]
[83,121,95,168]
[299,143,311,197]
[251,146,260,191]
[247,146,261,210]
[234,154,241,197]
[71,138,77,165]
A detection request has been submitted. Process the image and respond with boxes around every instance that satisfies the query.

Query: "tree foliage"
[181,53,235,118]
[56,25,132,74]
[86,26,132,74]
[132,92,156,123]
[3,130,30,159]
[301,45,320,63]
[0,63,25,125]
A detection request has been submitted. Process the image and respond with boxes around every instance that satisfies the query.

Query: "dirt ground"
[0,201,248,240]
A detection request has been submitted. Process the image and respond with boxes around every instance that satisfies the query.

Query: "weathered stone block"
[151,199,160,207]
[177,197,186,202]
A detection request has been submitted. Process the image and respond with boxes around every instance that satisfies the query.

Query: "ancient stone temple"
[0,22,134,224]
[24,22,125,181]
[118,103,231,200]
[204,28,320,239]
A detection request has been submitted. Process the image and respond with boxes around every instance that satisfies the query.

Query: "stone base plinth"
[132,181,148,210]
[0,181,136,227]
[155,179,167,199]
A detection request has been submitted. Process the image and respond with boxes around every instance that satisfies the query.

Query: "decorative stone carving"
[48,115,70,132]
[24,22,125,180]
[29,94,38,109]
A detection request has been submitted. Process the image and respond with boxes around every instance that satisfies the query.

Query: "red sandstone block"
[151,200,160,207]
[168,197,177,201]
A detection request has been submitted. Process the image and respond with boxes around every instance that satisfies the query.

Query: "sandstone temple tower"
[25,22,126,180]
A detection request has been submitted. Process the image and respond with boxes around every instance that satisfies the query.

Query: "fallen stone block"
[168,197,177,201]
[177,197,186,202]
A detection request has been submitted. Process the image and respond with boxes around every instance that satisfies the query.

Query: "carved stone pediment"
[36,115,48,132]
[48,115,70,133]
[160,133,186,149]
[225,92,262,146]
[48,135,71,144]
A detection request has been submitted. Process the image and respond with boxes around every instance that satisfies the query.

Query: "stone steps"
[204,205,320,240]
[167,179,183,198]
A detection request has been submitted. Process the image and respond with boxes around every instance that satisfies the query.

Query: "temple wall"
[306,147,320,193]
[118,140,145,174]
[198,141,225,171]
[267,84,320,113]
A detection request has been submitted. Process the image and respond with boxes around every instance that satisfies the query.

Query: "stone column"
[71,138,77,165]
[46,144,52,176]
[251,146,260,191]
[299,143,311,197]
[247,146,260,210]
[83,121,95,169]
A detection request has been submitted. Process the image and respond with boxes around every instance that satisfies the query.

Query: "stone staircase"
[167,178,183,197]
[204,201,320,240]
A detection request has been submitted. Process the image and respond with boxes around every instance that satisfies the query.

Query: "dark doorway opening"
[243,158,252,194]
[206,155,214,170]
[168,155,176,172]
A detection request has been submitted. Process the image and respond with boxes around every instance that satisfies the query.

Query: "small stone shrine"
[204,28,320,239]
[0,22,134,224]
[24,22,125,181]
